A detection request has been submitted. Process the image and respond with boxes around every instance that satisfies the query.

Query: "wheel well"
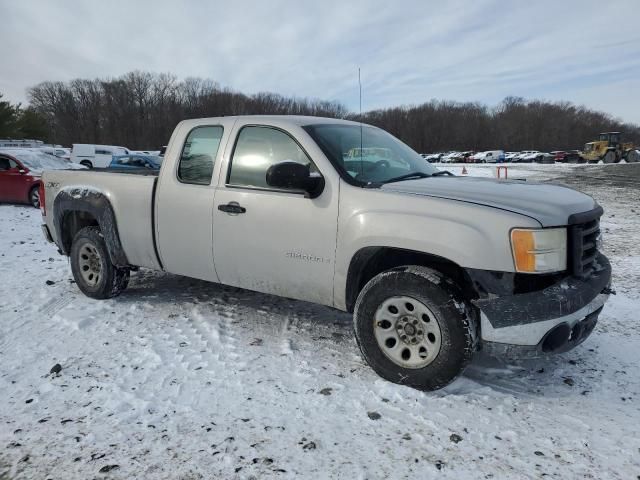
[28,182,40,198]
[345,247,476,313]
[60,210,99,254]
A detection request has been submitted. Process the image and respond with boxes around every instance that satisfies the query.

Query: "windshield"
[303,124,437,185]
[4,150,77,171]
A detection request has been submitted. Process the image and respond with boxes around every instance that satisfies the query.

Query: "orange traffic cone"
[462,166,468,175]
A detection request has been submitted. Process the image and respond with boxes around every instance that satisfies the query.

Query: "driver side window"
[228,126,316,189]
[0,158,17,170]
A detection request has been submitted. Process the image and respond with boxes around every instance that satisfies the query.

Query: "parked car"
[534,152,554,163]
[0,149,85,207]
[71,144,130,168]
[449,152,466,162]
[421,153,442,163]
[40,116,611,391]
[471,150,504,163]
[551,151,567,162]
[131,150,161,156]
[515,150,541,163]
[460,151,476,163]
[552,150,583,163]
[440,151,461,163]
[40,146,71,159]
[109,154,162,170]
[504,152,519,162]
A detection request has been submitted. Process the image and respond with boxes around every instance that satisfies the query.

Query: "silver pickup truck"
[40,116,612,390]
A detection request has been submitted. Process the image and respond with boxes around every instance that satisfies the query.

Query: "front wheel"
[603,151,616,164]
[626,150,639,163]
[70,226,129,299]
[353,266,476,391]
[29,185,40,208]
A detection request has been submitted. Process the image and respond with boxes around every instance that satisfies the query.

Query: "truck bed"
[42,169,161,270]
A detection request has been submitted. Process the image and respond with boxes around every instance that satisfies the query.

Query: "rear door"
[155,119,236,282]
[211,121,339,306]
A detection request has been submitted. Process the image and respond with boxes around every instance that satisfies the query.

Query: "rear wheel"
[626,150,639,163]
[70,226,129,299]
[29,185,40,208]
[80,160,93,168]
[353,266,476,391]
[603,151,616,164]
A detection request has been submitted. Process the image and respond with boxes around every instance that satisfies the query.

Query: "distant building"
[0,139,45,148]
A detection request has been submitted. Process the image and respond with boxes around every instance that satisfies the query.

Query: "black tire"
[353,266,477,391]
[603,151,616,164]
[80,160,93,168]
[70,226,129,299]
[626,150,639,163]
[29,185,40,208]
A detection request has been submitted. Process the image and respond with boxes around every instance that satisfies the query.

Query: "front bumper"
[467,253,612,357]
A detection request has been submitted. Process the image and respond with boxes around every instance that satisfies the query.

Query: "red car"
[0,149,83,208]
[551,150,583,163]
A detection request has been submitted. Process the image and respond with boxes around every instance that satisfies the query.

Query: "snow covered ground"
[1,163,639,479]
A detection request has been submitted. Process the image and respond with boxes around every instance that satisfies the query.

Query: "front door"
[0,156,23,202]
[212,124,338,306]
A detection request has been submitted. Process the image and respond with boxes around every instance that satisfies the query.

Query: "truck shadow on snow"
[116,269,599,398]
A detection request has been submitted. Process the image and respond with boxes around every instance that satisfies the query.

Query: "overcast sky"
[1,0,639,123]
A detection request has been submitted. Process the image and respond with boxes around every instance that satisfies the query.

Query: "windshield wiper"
[431,170,453,176]
[382,171,434,184]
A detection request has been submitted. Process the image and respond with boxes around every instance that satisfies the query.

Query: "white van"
[71,144,129,168]
[478,150,505,163]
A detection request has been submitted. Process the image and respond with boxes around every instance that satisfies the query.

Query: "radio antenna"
[359,67,363,175]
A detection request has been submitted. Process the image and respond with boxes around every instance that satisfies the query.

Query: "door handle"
[218,202,246,214]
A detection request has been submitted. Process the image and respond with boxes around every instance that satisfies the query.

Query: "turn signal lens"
[510,228,567,273]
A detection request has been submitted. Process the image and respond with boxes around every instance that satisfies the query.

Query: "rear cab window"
[178,126,224,185]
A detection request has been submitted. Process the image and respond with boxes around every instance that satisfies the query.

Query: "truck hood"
[380,176,596,226]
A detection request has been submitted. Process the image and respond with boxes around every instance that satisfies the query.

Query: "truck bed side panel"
[43,171,161,270]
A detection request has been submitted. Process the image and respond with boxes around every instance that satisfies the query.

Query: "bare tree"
[26,72,639,150]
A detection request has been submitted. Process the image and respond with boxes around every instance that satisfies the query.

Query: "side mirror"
[266,161,324,199]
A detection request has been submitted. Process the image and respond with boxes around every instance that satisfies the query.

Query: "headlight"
[510,228,567,273]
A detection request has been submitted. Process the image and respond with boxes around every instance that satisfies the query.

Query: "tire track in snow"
[1,288,74,343]
[279,313,300,356]
[113,307,248,409]
[190,307,247,370]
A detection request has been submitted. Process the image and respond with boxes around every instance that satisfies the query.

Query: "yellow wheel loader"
[582,132,639,163]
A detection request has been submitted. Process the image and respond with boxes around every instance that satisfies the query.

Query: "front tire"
[603,151,616,164]
[353,266,476,391]
[70,226,129,299]
[29,185,40,208]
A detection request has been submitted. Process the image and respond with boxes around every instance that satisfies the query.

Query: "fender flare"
[53,188,129,266]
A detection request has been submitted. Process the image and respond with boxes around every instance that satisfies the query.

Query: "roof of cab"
[179,115,364,127]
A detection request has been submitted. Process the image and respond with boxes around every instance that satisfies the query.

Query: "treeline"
[26,72,347,149]
[362,97,640,152]
[0,93,49,140]
[19,71,640,151]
